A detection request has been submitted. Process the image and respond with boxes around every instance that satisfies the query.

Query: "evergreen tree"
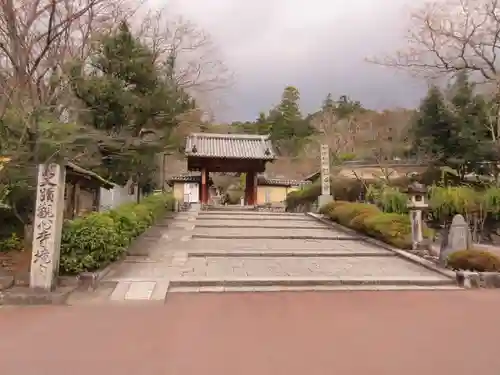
[412,85,453,163]
[335,95,364,118]
[70,21,194,187]
[412,76,491,179]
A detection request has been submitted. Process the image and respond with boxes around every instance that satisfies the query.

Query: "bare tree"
[372,0,500,82]
[309,110,360,158]
[134,7,233,114]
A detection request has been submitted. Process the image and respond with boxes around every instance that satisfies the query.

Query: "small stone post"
[317,144,333,208]
[405,182,428,251]
[30,163,66,291]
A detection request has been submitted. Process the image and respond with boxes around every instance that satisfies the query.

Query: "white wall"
[99,179,137,211]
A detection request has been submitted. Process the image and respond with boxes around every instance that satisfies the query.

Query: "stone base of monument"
[317,194,333,209]
[0,285,77,305]
[455,271,500,288]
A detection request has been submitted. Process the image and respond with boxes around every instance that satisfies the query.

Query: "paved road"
[2,290,500,375]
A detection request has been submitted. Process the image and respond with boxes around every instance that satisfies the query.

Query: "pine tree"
[412,85,453,163]
[412,77,491,179]
[70,21,194,187]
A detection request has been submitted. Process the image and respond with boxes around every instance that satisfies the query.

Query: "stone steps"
[199,211,305,217]
[101,276,461,303]
[169,285,464,293]
[194,224,330,229]
[168,276,455,288]
[195,216,312,221]
[191,234,359,240]
[186,250,395,257]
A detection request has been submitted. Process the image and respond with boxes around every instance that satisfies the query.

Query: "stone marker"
[317,144,333,208]
[439,214,472,265]
[30,164,66,291]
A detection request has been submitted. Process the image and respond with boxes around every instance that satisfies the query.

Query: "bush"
[320,201,433,249]
[447,250,500,272]
[366,185,408,214]
[286,183,321,211]
[60,193,174,274]
[0,233,23,252]
[328,202,381,226]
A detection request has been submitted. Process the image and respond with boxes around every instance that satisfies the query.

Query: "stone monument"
[405,182,428,250]
[439,214,472,265]
[30,163,66,291]
[317,144,333,208]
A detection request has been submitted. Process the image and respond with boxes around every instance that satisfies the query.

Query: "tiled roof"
[185,133,275,160]
[257,176,311,187]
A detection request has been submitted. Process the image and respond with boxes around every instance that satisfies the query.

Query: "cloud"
[162,0,429,121]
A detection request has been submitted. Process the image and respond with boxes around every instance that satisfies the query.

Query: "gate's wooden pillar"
[252,172,257,205]
[245,172,256,205]
[201,168,208,204]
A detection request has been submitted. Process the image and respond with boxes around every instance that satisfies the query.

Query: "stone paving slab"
[181,238,390,252]
[175,256,451,280]
[195,219,326,228]
[187,249,395,257]
[105,256,450,281]
[192,227,349,238]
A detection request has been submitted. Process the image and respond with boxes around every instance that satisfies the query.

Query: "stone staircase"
[68,206,460,304]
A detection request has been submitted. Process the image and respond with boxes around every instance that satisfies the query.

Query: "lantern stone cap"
[406,182,427,195]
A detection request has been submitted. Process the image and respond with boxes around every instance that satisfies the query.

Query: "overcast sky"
[166,0,428,122]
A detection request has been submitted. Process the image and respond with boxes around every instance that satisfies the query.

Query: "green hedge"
[320,200,434,249]
[59,193,175,275]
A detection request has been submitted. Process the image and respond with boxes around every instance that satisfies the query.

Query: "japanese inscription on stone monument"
[30,163,65,290]
[34,165,56,269]
[320,144,330,196]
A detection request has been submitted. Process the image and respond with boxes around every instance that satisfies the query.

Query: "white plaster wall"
[99,179,137,211]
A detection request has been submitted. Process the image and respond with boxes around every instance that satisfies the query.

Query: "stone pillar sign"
[30,164,66,291]
[318,144,333,208]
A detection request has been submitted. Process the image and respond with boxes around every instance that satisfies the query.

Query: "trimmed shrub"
[318,200,348,215]
[320,201,433,249]
[447,250,500,272]
[60,193,174,275]
[329,202,380,226]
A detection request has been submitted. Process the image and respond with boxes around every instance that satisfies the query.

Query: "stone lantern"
[405,182,428,250]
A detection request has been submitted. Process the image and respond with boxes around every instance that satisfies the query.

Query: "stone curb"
[57,253,127,292]
[191,234,361,240]
[168,276,456,288]
[75,261,118,290]
[0,286,77,305]
[306,212,457,281]
[455,271,500,288]
[187,250,395,257]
